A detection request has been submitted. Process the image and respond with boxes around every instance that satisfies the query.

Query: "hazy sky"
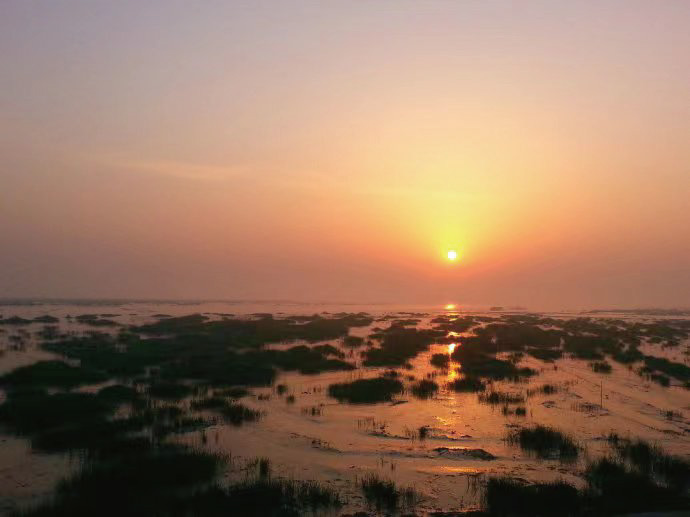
[1,1,689,309]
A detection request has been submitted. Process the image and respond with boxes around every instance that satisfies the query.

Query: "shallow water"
[0,300,688,515]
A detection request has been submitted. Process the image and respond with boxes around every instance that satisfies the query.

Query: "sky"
[1,1,689,309]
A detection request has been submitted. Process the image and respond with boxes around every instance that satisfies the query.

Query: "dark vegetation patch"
[410,379,438,399]
[0,316,32,325]
[148,381,193,400]
[221,403,262,425]
[431,315,477,334]
[311,344,345,359]
[585,457,689,514]
[430,353,450,368]
[362,327,445,366]
[360,473,419,511]
[75,314,120,327]
[0,361,107,389]
[328,377,404,404]
[507,425,578,460]
[214,386,249,399]
[96,384,140,404]
[451,339,535,380]
[29,416,148,455]
[479,391,525,405]
[33,315,60,323]
[590,361,612,374]
[607,434,690,491]
[486,450,690,516]
[134,312,372,344]
[20,447,224,516]
[526,347,563,361]
[343,335,364,347]
[484,477,581,516]
[191,396,227,410]
[447,376,486,392]
[259,345,354,374]
[42,320,361,387]
[174,477,341,516]
[0,390,116,435]
[641,355,690,383]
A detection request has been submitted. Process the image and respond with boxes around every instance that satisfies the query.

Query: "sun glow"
[447,343,456,355]
[445,303,456,310]
[447,250,458,261]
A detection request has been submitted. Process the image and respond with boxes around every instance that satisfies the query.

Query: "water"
[0,300,688,514]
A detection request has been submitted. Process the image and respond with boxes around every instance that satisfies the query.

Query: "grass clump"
[328,377,404,404]
[484,477,581,516]
[343,335,364,347]
[0,361,107,389]
[508,425,578,460]
[447,376,486,392]
[362,328,444,366]
[590,361,612,374]
[641,355,690,382]
[526,347,563,361]
[451,338,535,380]
[221,403,262,426]
[22,447,224,516]
[148,382,193,400]
[585,457,689,514]
[430,353,450,368]
[607,434,690,491]
[410,379,438,399]
[479,391,525,405]
[191,396,227,410]
[178,477,342,515]
[360,473,419,511]
[0,390,115,435]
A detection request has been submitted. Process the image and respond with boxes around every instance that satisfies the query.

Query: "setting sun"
[447,250,458,261]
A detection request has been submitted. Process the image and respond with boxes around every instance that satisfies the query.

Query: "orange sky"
[1,1,689,309]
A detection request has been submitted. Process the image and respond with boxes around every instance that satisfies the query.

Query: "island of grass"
[328,377,404,404]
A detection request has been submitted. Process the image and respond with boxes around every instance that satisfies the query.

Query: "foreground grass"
[410,379,438,399]
[486,435,690,515]
[484,477,581,516]
[507,425,578,460]
[360,473,419,511]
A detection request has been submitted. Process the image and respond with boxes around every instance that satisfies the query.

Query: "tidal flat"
[0,301,689,516]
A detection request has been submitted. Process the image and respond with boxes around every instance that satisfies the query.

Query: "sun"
[447,250,458,261]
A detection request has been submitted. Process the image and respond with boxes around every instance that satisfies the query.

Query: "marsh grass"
[607,434,690,490]
[360,473,419,510]
[585,457,689,514]
[0,361,107,389]
[484,477,581,516]
[479,391,525,405]
[221,402,262,425]
[362,327,444,366]
[191,396,227,410]
[430,353,450,368]
[328,377,404,404]
[0,390,116,435]
[411,379,438,399]
[21,447,224,516]
[447,376,486,392]
[148,382,193,400]
[589,361,612,374]
[177,477,342,515]
[507,425,578,460]
[343,335,364,347]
